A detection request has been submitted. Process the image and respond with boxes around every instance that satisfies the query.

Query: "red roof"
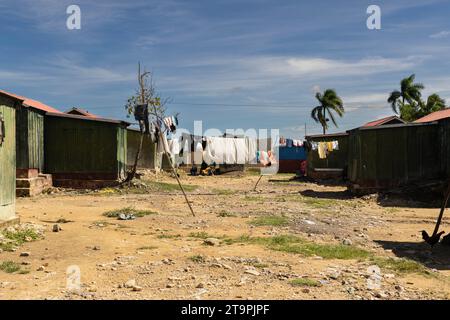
[362,115,405,127]
[66,107,100,118]
[414,108,450,123]
[0,89,62,114]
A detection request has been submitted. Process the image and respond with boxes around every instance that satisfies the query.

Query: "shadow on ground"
[375,240,450,270]
[299,189,353,200]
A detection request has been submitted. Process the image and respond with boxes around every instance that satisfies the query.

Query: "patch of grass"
[189,255,206,263]
[0,261,21,273]
[249,215,289,227]
[144,180,198,192]
[157,233,181,239]
[137,246,158,250]
[290,278,322,287]
[188,231,210,239]
[217,211,237,218]
[370,257,433,276]
[103,207,157,218]
[245,168,261,176]
[226,234,370,260]
[0,228,41,252]
[302,198,339,209]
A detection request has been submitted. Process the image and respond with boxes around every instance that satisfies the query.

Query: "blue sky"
[1,0,450,137]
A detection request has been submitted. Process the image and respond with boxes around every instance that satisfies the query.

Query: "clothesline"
[164,134,277,167]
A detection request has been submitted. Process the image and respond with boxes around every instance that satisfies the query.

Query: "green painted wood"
[126,129,156,170]
[0,97,16,220]
[348,124,441,189]
[45,116,127,178]
[306,135,349,172]
[16,108,44,171]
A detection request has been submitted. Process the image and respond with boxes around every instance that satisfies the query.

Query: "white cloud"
[430,31,450,39]
[244,56,422,78]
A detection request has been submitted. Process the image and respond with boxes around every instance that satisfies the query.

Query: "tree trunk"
[123,63,146,184]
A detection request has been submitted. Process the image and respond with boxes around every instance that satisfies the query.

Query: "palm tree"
[388,74,424,115]
[421,93,446,115]
[311,89,344,134]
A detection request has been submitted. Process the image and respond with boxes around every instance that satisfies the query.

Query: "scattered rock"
[20,252,30,257]
[132,285,143,292]
[244,268,260,276]
[342,238,353,246]
[37,266,46,271]
[52,224,61,232]
[124,279,136,288]
[196,283,205,288]
[203,238,220,246]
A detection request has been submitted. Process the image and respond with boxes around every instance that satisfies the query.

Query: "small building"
[44,113,129,189]
[0,90,61,196]
[361,115,405,128]
[305,132,349,180]
[0,92,22,222]
[127,128,157,170]
[347,122,441,194]
[65,107,100,118]
[278,145,307,174]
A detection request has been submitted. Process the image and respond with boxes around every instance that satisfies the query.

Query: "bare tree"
[123,63,167,183]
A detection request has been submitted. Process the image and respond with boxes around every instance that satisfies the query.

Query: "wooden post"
[432,182,450,236]
[253,175,263,191]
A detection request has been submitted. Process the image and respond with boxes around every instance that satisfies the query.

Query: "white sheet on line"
[246,137,257,164]
[234,138,246,164]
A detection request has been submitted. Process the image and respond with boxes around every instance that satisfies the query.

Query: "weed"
[290,278,322,287]
[0,261,21,273]
[103,207,157,218]
[249,216,289,227]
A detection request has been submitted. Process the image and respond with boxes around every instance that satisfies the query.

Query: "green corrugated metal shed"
[0,93,21,221]
[347,122,442,192]
[16,106,45,174]
[44,113,129,188]
[127,128,157,170]
[305,132,349,178]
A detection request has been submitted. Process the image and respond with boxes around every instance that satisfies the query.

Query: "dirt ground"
[1,171,450,300]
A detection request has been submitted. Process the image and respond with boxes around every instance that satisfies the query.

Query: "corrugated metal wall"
[347,123,441,189]
[0,97,16,220]
[126,129,156,170]
[16,107,44,171]
[306,134,349,172]
[45,116,124,179]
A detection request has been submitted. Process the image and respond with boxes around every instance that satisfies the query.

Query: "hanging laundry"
[245,137,257,164]
[318,142,327,159]
[327,141,334,152]
[332,140,339,150]
[234,138,247,164]
[286,139,293,148]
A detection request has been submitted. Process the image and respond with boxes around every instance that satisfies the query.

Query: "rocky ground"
[1,170,450,300]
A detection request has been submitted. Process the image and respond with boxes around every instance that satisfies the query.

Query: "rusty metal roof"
[0,89,63,114]
[414,108,450,123]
